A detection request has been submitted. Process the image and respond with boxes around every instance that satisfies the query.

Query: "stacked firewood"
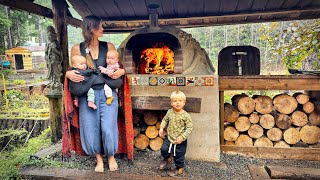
[224,93,320,147]
[133,110,166,151]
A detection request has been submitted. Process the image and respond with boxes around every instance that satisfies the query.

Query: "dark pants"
[160,137,187,168]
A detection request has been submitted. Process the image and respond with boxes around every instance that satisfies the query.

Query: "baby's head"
[71,55,87,70]
[170,91,186,111]
[106,50,119,65]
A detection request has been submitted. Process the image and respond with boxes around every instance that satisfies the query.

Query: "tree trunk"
[235,135,253,146]
[254,137,273,147]
[273,94,298,114]
[144,111,158,125]
[235,116,251,132]
[283,128,300,145]
[134,134,149,150]
[309,111,320,126]
[291,111,308,127]
[232,94,255,115]
[149,137,164,151]
[267,127,283,141]
[299,125,320,144]
[224,126,239,141]
[303,102,315,114]
[224,103,239,123]
[145,126,158,139]
[259,114,275,129]
[249,113,260,124]
[254,95,273,114]
[274,140,290,148]
[248,124,264,139]
[293,93,309,105]
[274,112,292,130]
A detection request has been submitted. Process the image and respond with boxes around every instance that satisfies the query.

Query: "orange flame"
[140,46,174,74]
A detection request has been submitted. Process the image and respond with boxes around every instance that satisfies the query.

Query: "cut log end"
[149,137,164,151]
[273,94,298,114]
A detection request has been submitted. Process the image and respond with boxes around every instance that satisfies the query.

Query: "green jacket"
[160,108,193,144]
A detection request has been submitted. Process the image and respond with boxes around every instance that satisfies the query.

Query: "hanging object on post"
[218,46,260,76]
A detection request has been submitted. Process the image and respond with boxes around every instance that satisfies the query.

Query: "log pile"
[133,110,165,151]
[224,93,320,148]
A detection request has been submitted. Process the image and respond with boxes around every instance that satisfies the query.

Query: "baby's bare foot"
[94,163,104,172]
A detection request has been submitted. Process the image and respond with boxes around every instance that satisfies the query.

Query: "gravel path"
[53,148,320,180]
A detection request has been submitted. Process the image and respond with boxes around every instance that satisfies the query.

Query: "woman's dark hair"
[81,15,102,69]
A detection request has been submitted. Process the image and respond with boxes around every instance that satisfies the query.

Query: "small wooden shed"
[5,46,45,70]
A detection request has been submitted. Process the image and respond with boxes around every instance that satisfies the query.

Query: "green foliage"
[12,79,26,85]
[0,128,52,179]
[6,90,25,100]
[1,69,14,79]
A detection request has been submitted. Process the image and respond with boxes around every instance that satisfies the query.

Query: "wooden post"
[52,0,69,82]
[49,98,62,142]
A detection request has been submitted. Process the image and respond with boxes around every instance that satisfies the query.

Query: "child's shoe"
[167,167,183,177]
[106,96,114,105]
[88,101,97,110]
[159,157,172,170]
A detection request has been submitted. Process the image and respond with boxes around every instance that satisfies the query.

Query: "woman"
[65,15,125,172]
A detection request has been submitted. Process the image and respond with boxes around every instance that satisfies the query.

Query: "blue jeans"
[79,88,118,156]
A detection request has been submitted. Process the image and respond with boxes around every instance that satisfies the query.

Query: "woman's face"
[91,22,104,37]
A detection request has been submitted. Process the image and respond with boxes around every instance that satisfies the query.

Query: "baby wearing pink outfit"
[98,49,120,105]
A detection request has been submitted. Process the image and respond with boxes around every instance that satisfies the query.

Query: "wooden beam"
[0,0,81,27]
[218,75,320,90]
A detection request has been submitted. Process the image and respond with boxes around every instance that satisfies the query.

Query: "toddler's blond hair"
[70,55,86,67]
[170,91,186,101]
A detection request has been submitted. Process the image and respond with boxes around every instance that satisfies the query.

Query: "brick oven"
[118,6,220,162]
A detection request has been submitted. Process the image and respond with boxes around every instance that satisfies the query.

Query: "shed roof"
[5,46,45,53]
[67,0,320,32]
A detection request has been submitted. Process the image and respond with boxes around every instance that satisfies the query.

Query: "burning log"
[134,134,149,150]
[299,125,320,144]
[283,128,300,145]
[259,114,275,129]
[254,137,273,147]
[224,126,239,141]
[291,111,308,127]
[248,124,264,139]
[145,126,158,139]
[267,127,283,141]
[249,113,260,124]
[235,135,253,146]
[273,94,298,114]
[149,137,164,151]
[224,103,239,123]
[235,116,251,132]
[254,95,273,114]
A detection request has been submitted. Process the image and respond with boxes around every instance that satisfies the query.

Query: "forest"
[0,0,319,74]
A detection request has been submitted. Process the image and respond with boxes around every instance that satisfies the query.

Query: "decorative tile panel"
[176,77,186,86]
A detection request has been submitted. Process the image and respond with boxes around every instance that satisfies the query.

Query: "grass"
[0,128,53,179]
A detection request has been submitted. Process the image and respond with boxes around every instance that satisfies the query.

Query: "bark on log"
[254,137,273,147]
[293,93,309,105]
[273,94,298,114]
[299,125,320,144]
[145,126,158,139]
[283,128,301,145]
[274,113,292,130]
[254,95,273,114]
[149,137,164,151]
[224,103,239,123]
[235,135,253,146]
[225,141,235,145]
[232,94,255,115]
[248,124,264,139]
[133,127,140,138]
[249,113,260,124]
[143,111,158,125]
[274,141,290,148]
[309,111,320,126]
[134,134,149,150]
[303,102,315,114]
[224,126,239,141]
[291,111,308,127]
[259,114,275,129]
[235,116,251,132]
[267,127,283,141]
